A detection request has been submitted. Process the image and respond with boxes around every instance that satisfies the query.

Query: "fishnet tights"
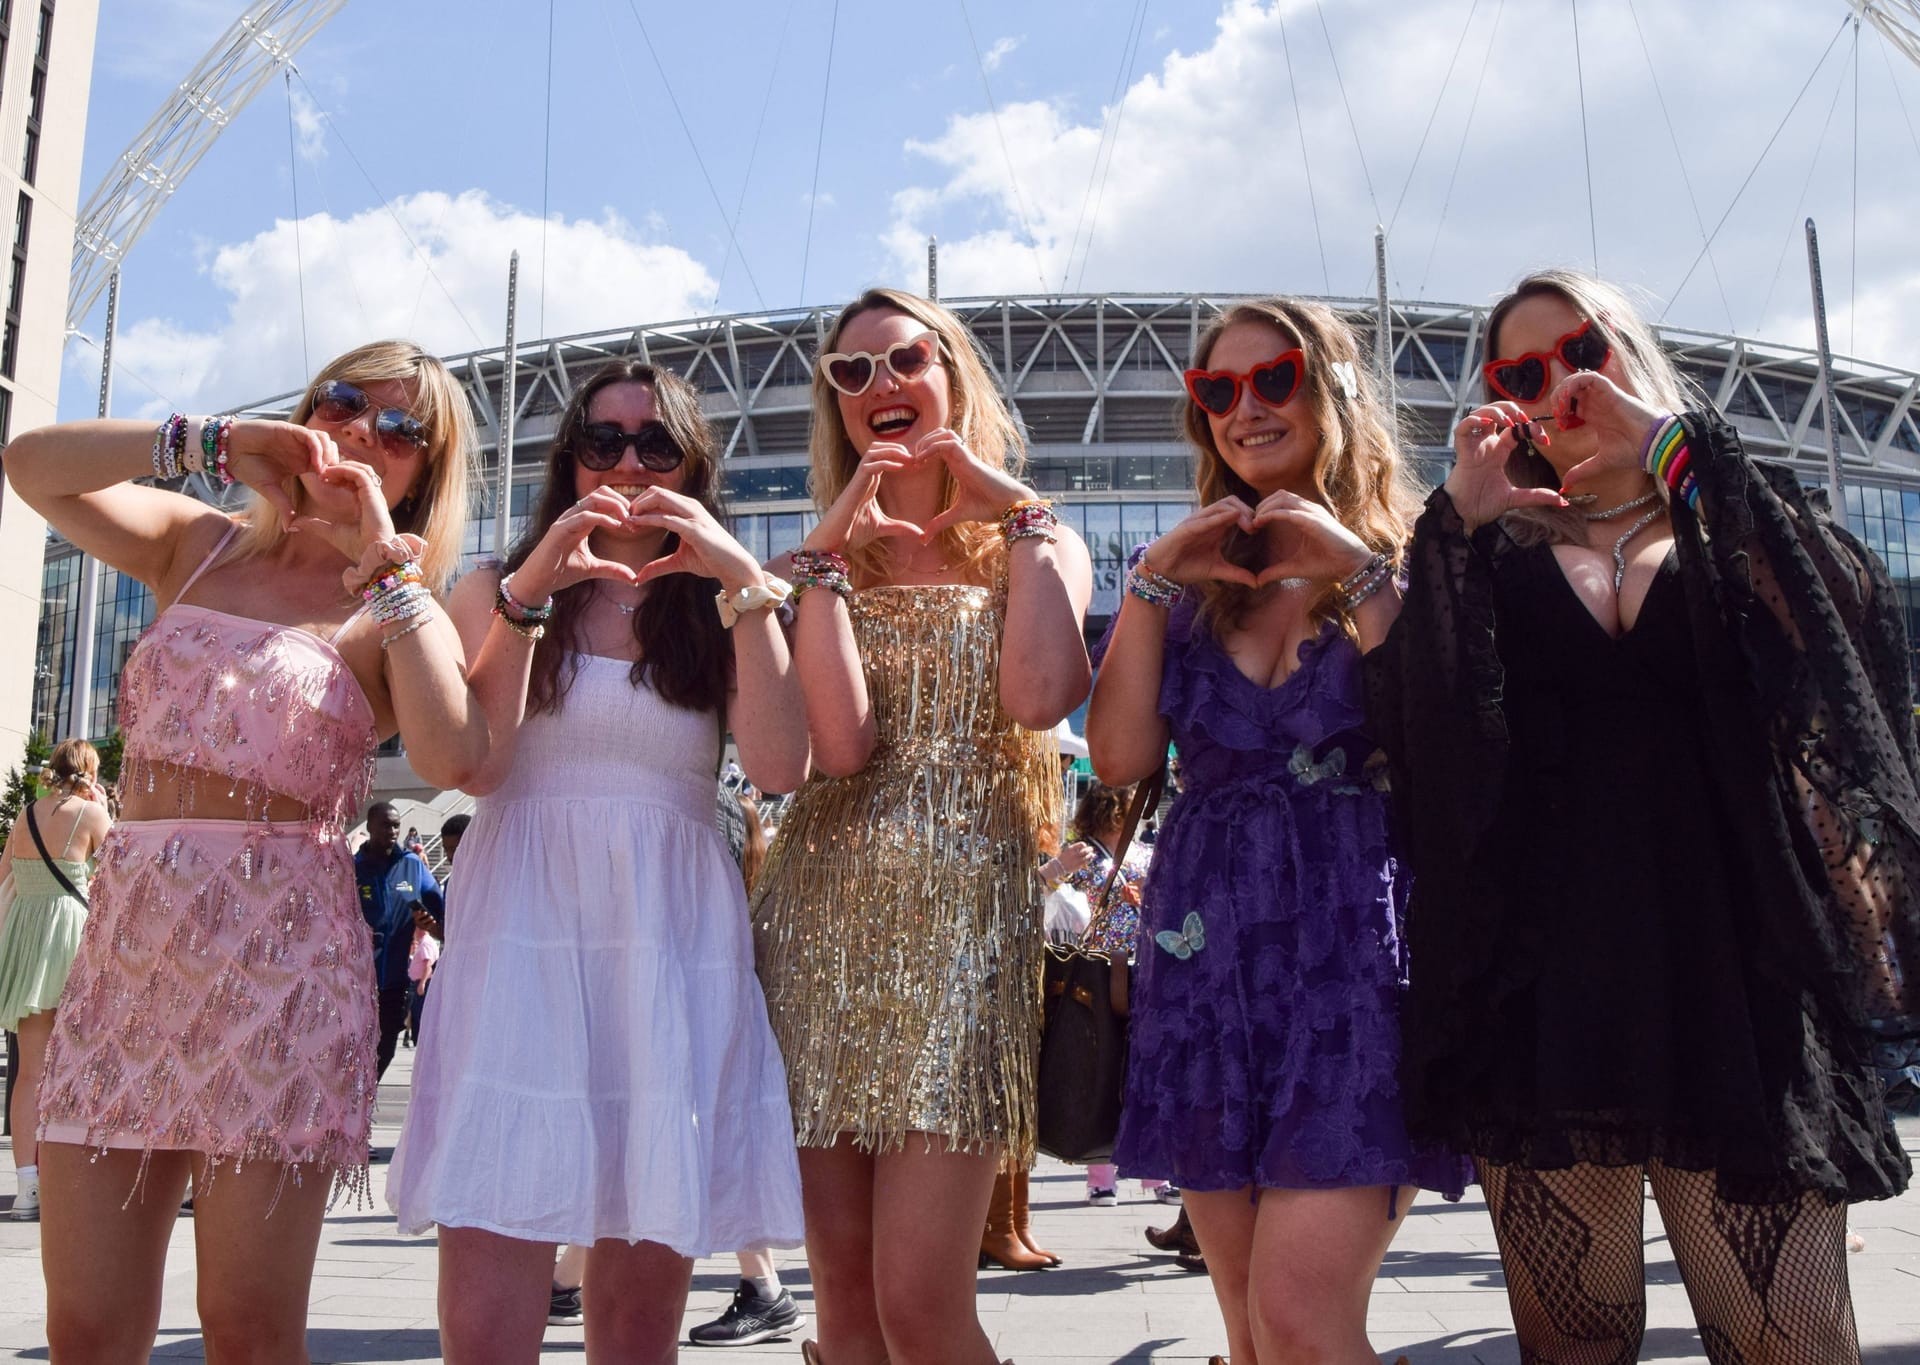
[1476,1160,1860,1365]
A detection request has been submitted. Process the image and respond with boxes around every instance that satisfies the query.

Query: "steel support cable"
[284,71,310,376]
[622,0,767,309]
[290,70,487,346]
[1073,0,1153,293]
[957,0,1052,296]
[713,0,797,313]
[1418,0,1506,298]
[1570,0,1599,272]
[281,82,370,335]
[1659,14,1850,320]
[1622,0,1734,331]
[67,330,177,411]
[799,0,839,308]
[1852,17,1860,353]
[1277,9,1329,294]
[539,0,556,337]
[1877,33,1920,160]
[1061,0,1149,293]
[1313,0,1387,291]
[1754,48,1852,336]
[1386,0,1483,237]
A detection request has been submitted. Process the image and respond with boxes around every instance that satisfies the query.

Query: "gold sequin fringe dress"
[751,583,1058,1162]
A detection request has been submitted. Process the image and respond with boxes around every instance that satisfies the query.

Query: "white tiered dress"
[387,654,804,1255]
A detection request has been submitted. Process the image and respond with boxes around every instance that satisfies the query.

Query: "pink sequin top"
[118,531,379,831]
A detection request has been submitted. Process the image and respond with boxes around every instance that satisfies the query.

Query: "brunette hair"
[738,793,769,892]
[1180,298,1418,632]
[808,288,1026,587]
[1485,269,1698,545]
[1071,780,1135,843]
[504,360,732,716]
[232,339,476,590]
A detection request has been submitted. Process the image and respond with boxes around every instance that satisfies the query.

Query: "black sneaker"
[688,1280,807,1347]
[548,1284,583,1326]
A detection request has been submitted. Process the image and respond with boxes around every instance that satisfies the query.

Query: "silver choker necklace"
[1582,489,1661,592]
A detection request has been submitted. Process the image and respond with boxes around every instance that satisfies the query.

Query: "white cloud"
[87,190,719,416]
[288,85,327,164]
[884,0,1920,367]
[982,35,1023,72]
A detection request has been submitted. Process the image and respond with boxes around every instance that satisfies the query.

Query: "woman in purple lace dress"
[1087,298,1468,1365]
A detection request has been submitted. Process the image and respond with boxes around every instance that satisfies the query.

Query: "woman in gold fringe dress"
[751,288,1093,1365]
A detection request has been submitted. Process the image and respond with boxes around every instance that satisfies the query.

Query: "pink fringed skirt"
[37,819,377,1195]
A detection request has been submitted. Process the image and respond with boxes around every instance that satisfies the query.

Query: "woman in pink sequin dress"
[3,340,486,1361]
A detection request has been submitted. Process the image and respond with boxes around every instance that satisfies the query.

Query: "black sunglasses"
[309,380,429,456]
[576,420,687,472]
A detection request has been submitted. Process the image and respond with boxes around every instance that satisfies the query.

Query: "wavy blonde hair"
[1181,298,1419,633]
[808,289,1026,587]
[229,339,476,590]
[1487,269,1700,546]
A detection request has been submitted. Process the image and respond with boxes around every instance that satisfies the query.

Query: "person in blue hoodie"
[355,801,442,1080]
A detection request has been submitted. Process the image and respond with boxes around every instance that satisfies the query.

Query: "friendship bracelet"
[1337,554,1394,612]
[999,498,1059,545]
[491,599,546,640]
[1642,415,1700,510]
[369,584,431,627]
[1337,551,1390,600]
[199,415,236,487]
[1124,543,1182,609]
[497,574,554,621]
[379,614,434,650]
[152,414,190,480]
[788,548,853,602]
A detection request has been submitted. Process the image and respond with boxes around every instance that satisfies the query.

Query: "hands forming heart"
[804,428,1039,555]
[1142,495,1377,590]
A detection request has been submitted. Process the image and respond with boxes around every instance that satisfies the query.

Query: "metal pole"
[927,236,939,302]
[66,269,119,741]
[1373,227,1394,405]
[1806,219,1849,530]
[492,251,520,560]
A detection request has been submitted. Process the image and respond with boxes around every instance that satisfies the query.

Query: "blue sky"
[63,0,1920,419]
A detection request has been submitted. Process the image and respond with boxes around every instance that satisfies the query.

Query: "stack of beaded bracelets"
[151,414,237,486]
[1337,552,1393,612]
[789,548,853,602]
[1000,498,1059,544]
[1642,415,1700,510]
[492,573,553,640]
[364,559,433,649]
[1124,543,1182,608]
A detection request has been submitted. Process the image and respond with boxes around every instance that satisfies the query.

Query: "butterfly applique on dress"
[1155,910,1206,960]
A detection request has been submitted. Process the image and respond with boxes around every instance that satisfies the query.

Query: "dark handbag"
[1034,768,1164,1163]
[25,802,88,909]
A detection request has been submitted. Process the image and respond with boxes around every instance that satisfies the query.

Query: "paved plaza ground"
[2,1042,1917,1362]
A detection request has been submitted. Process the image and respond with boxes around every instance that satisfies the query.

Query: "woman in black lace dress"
[1368,269,1918,1365]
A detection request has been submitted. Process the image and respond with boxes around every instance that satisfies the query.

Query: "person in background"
[415,811,469,944]
[0,739,112,1222]
[356,799,444,1080]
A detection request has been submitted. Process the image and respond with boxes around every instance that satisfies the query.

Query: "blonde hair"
[230,339,476,590]
[47,738,99,789]
[808,289,1026,587]
[1181,298,1420,632]
[1486,269,1699,545]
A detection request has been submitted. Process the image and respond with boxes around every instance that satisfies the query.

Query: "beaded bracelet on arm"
[1336,551,1393,612]
[788,548,853,602]
[1000,498,1060,545]
[497,573,554,622]
[151,414,190,480]
[198,415,236,487]
[1124,543,1182,609]
[1641,415,1700,510]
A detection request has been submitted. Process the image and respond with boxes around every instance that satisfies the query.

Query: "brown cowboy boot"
[980,1171,1052,1270]
[1010,1170,1061,1266]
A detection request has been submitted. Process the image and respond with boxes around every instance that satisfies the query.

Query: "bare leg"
[8,1010,53,1170]
[39,1143,191,1364]
[437,1225,558,1365]
[871,1135,1001,1365]
[1184,1187,1259,1365]
[554,1244,588,1290]
[799,1139,886,1365]
[1245,1185,1406,1365]
[1477,1159,1649,1365]
[192,1155,332,1365]
[737,1246,778,1282]
[583,1237,694,1364]
[1649,1163,1860,1365]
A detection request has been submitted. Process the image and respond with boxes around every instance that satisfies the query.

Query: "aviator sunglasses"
[1183,348,1307,417]
[309,380,430,457]
[576,420,687,472]
[1482,318,1613,404]
[817,331,943,397]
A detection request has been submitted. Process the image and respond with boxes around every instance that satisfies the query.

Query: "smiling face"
[1489,290,1636,478]
[298,375,428,514]
[570,381,686,515]
[1200,319,1322,500]
[832,306,953,456]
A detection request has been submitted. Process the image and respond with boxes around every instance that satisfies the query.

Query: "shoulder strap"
[24,803,88,907]
[58,800,87,857]
[1080,765,1166,945]
[174,522,241,603]
[327,598,377,645]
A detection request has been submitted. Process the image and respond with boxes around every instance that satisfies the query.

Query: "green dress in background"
[0,830,90,1030]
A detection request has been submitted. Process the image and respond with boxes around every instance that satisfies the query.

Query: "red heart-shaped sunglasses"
[1482,319,1612,404]
[1183,348,1306,417]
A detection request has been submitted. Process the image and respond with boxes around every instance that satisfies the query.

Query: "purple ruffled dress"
[1108,594,1469,1198]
